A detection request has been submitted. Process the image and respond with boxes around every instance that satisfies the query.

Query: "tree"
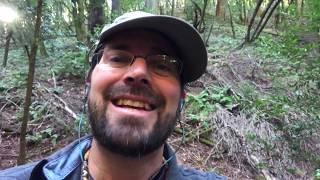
[71,0,86,42]
[111,0,120,19]
[171,0,175,16]
[88,0,105,40]
[2,29,13,67]
[242,0,281,45]
[216,0,226,20]
[191,0,209,33]
[236,0,247,24]
[17,0,43,165]
[296,0,304,17]
[145,0,157,12]
[227,0,235,38]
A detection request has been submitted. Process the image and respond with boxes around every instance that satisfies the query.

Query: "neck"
[87,138,164,180]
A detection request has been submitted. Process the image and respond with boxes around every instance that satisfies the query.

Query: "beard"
[88,84,178,158]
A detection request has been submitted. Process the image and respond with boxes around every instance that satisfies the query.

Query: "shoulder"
[0,135,92,180]
[0,161,38,180]
[177,166,227,180]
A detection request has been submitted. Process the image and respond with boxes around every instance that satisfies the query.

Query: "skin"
[87,29,183,180]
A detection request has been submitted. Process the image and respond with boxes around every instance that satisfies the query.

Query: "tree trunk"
[237,0,244,23]
[227,1,235,38]
[274,1,281,29]
[145,0,156,12]
[171,0,175,16]
[241,0,281,46]
[3,29,13,67]
[191,0,208,33]
[244,0,263,43]
[72,0,86,42]
[199,0,209,32]
[111,0,120,18]
[243,0,247,24]
[88,0,105,35]
[216,0,226,20]
[39,37,48,57]
[17,0,43,165]
[252,0,281,41]
[251,0,273,39]
[296,0,303,17]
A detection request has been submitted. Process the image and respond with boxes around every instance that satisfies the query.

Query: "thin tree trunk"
[274,2,281,29]
[39,37,48,57]
[237,0,244,23]
[251,0,274,40]
[227,1,235,38]
[17,0,43,165]
[297,0,303,17]
[216,0,225,19]
[243,0,247,25]
[88,0,105,45]
[244,0,263,43]
[252,0,281,41]
[111,0,120,18]
[198,0,208,32]
[205,24,213,46]
[171,0,175,16]
[3,29,13,67]
[72,0,86,42]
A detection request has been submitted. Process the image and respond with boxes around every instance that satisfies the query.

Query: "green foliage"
[51,47,88,78]
[185,86,236,122]
[29,101,52,122]
[315,169,320,180]
[305,0,320,31]
[243,19,320,168]
[26,128,58,146]
[0,68,28,91]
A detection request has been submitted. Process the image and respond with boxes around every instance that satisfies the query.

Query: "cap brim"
[99,15,207,83]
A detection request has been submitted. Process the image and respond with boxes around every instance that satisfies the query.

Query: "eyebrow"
[107,44,130,51]
[106,44,170,55]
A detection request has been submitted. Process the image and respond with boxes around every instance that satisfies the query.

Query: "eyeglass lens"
[102,50,181,77]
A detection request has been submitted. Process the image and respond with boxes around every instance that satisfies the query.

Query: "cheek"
[89,64,122,98]
[156,79,181,110]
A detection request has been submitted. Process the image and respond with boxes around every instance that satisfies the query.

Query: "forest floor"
[0,75,253,179]
[1,24,319,179]
[0,44,258,179]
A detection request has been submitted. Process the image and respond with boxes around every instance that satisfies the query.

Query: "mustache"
[103,84,165,107]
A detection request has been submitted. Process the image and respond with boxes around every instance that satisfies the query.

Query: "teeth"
[116,99,152,110]
[144,104,151,110]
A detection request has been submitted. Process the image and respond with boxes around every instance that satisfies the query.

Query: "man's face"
[88,30,182,157]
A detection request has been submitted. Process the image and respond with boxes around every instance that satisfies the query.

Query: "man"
[0,11,225,179]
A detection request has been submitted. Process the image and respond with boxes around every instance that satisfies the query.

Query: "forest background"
[0,0,319,179]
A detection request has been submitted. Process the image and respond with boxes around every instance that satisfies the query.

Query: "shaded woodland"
[0,0,320,179]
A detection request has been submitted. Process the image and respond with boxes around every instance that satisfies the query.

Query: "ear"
[179,90,186,112]
[181,90,186,99]
[86,69,93,84]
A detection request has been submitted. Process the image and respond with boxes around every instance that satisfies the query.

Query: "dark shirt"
[0,136,226,180]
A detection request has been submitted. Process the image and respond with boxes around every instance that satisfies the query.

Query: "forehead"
[104,29,178,55]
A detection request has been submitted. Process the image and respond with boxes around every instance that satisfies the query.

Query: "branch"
[37,83,79,120]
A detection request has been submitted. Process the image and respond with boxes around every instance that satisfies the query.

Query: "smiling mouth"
[112,99,156,111]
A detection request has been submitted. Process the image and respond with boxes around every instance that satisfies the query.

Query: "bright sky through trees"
[0,6,18,23]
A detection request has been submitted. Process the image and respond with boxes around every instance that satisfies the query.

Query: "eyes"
[102,50,182,77]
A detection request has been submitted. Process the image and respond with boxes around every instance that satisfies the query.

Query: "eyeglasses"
[100,49,183,77]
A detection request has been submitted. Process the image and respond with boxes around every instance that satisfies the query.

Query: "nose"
[123,58,151,87]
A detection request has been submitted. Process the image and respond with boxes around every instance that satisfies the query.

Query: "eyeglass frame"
[93,48,183,78]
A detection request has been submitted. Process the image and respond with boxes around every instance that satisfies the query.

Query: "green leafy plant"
[0,68,28,91]
[315,169,320,180]
[26,128,58,146]
[185,85,236,123]
[51,45,88,78]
